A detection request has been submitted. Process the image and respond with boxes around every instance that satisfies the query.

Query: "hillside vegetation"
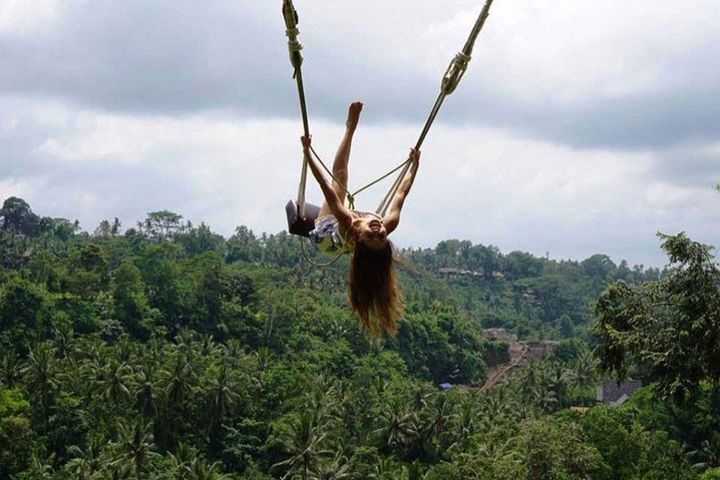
[0,196,717,479]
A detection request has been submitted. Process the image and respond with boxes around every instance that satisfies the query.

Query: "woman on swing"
[301,102,420,337]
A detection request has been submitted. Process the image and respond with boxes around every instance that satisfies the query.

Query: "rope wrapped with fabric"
[282,0,304,78]
[282,0,311,221]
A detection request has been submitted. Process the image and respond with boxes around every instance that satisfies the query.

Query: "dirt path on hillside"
[480,341,529,391]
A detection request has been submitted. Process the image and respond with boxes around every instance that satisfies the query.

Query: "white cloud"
[3,97,718,266]
[1,0,717,150]
[0,0,61,34]
[0,177,36,200]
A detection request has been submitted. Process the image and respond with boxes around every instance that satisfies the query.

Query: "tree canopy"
[0,197,716,479]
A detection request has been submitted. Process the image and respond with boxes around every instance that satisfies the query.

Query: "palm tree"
[109,420,159,479]
[513,400,536,421]
[21,345,59,426]
[225,339,244,363]
[98,359,132,405]
[426,394,452,442]
[200,334,223,358]
[167,444,231,480]
[566,351,598,406]
[407,393,455,461]
[530,385,559,413]
[83,357,106,398]
[52,328,74,360]
[368,456,398,479]
[308,451,351,480]
[689,433,720,469]
[65,438,104,479]
[206,365,239,433]
[547,364,575,407]
[480,393,513,422]
[305,376,341,427]
[78,336,107,364]
[403,461,423,480]
[133,365,159,417]
[254,347,272,373]
[410,385,432,412]
[373,399,414,453]
[324,318,350,340]
[273,410,333,480]
[447,395,479,454]
[164,356,194,408]
[142,337,165,366]
[116,338,136,364]
[22,454,56,480]
[573,351,598,390]
[184,458,231,480]
[473,437,522,473]
[173,328,197,361]
[517,362,539,396]
[1,349,21,388]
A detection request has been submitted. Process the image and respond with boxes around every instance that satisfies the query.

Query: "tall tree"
[138,211,185,240]
[109,420,158,478]
[113,259,150,338]
[0,197,40,236]
[595,233,720,401]
[20,345,58,427]
[0,275,50,351]
[94,219,112,238]
[274,410,333,480]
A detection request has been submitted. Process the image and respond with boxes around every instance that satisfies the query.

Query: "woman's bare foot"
[346,101,363,131]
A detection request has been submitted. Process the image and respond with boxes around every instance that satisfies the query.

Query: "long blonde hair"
[348,239,403,337]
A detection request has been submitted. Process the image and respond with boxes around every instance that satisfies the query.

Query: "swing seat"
[285,200,320,238]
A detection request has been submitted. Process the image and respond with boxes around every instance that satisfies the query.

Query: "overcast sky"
[1,0,718,266]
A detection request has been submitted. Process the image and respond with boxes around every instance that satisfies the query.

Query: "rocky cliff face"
[479,330,559,390]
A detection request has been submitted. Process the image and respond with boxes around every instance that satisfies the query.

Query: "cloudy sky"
[1,0,718,266]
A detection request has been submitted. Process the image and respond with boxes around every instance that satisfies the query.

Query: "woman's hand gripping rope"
[382,147,420,235]
[301,135,352,228]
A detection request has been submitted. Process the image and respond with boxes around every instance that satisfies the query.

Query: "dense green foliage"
[595,233,720,401]
[0,197,717,479]
[403,241,660,340]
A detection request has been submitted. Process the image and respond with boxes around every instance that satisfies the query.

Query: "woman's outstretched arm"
[383,148,420,235]
[302,136,353,229]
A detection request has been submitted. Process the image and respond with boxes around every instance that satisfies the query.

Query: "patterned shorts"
[309,215,349,255]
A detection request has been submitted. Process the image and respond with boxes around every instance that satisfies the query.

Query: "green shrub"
[701,468,720,480]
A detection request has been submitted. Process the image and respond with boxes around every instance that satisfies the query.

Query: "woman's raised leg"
[319,101,363,217]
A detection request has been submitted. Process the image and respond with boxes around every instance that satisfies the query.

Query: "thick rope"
[307,145,356,209]
[299,236,346,267]
[306,143,413,213]
[377,0,495,216]
[462,0,494,56]
[282,1,304,74]
[351,157,412,199]
[376,155,412,216]
[284,0,348,267]
[284,0,311,217]
[284,0,361,213]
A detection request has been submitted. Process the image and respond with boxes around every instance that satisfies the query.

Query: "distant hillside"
[0,197,661,346]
